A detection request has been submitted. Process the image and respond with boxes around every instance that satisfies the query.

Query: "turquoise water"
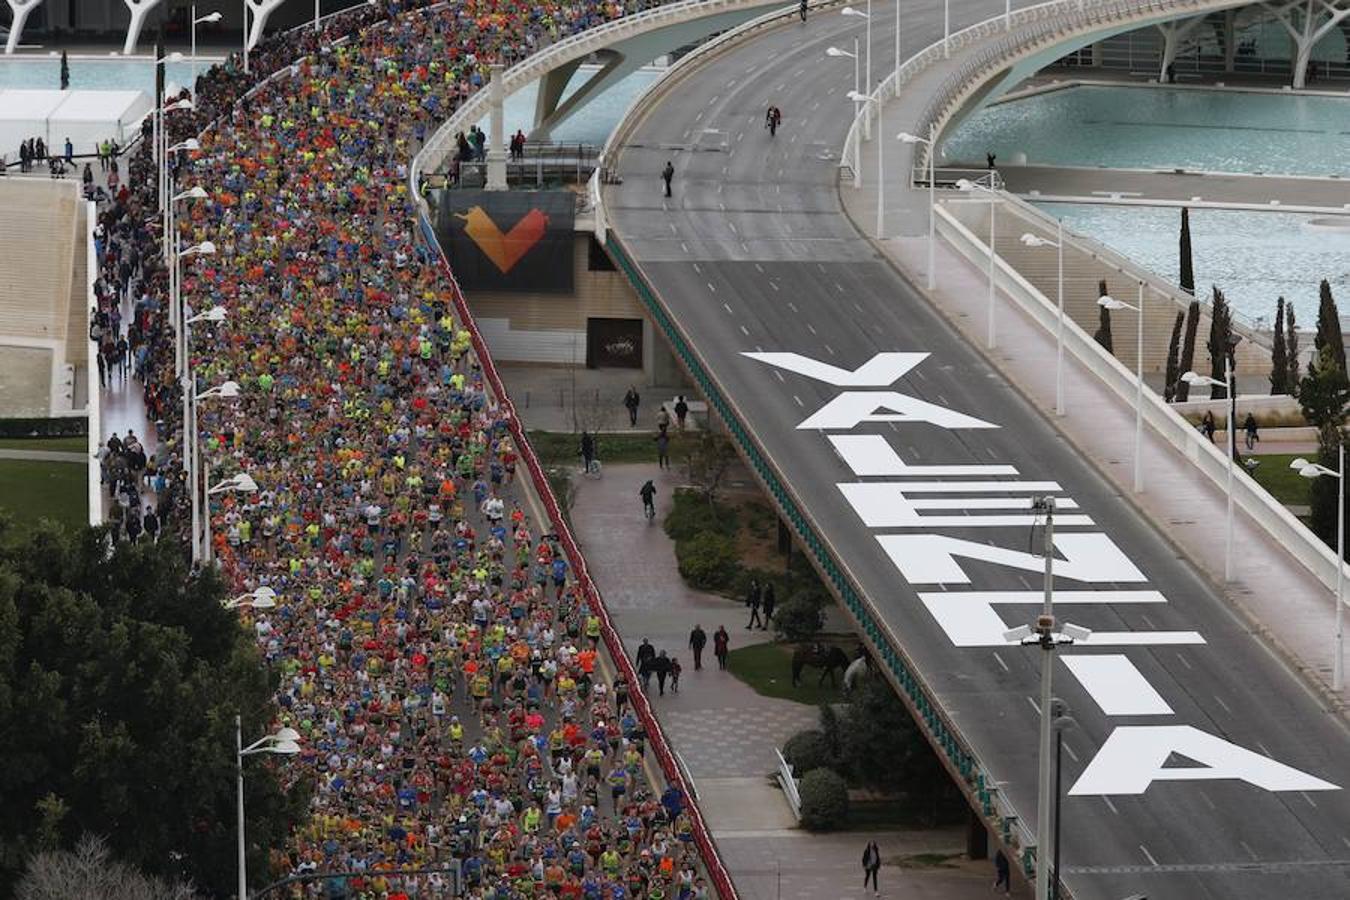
[0,57,206,93]
[945,85,1350,177]
[477,66,661,145]
[0,56,658,145]
[1038,202,1350,324]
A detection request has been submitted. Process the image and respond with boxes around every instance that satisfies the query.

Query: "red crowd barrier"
[422,224,741,900]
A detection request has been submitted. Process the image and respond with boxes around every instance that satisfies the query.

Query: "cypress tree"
[1179,207,1195,295]
[1314,279,1346,377]
[1287,303,1301,396]
[1175,299,1201,402]
[1094,278,1114,354]
[1207,286,1233,400]
[1164,311,1184,402]
[1271,296,1288,395]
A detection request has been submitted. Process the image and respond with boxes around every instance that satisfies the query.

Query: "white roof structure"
[0,89,150,163]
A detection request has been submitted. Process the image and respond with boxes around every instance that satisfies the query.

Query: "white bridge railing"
[774,747,802,820]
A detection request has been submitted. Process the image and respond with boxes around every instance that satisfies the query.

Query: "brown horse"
[791,642,851,687]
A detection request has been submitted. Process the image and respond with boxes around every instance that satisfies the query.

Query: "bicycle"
[582,457,602,478]
[643,500,655,521]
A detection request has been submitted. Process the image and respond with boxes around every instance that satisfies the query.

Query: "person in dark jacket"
[862,840,881,895]
[623,386,640,426]
[636,638,656,690]
[713,626,730,670]
[580,431,596,474]
[745,578,763,629]
[661,160,674,198]
[651,650,673,696]
[688,624,707,670]
[760,583,776,630]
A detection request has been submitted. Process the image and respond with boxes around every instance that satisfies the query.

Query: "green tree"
[1314,279,1346,377]
[0,522,306,896]
[840,676,947,801]
[1271,297,1288,395]
[1094,279,1114,354]
[1287,302,1301,397]
[1178,207,1195,295]
[773,591,825,642]
[1299,345,1350,551]
[798,768,850,831]
[1206,286,1235,401]
[684,431,738,510]
[1175,299,1201,402]
[1164,311,1184,402]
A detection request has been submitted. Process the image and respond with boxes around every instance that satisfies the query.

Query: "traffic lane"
[624,254,1350,878]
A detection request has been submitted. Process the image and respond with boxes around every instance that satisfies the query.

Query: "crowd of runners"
[89,0,720,896]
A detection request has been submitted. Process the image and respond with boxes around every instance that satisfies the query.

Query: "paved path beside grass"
[0,448,87,463]
[568,461,1029,899]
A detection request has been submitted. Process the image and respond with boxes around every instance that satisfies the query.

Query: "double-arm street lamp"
[841,4,872,140]
[898,129,937,289]
[1181,363,1235,581]
[1292,452,1347,691]
[1020,226,1066,416]
[236,718,301,900]
[1098,283,1145,493]
[223,586,278,610]
[956,177,999,348]
[206,472,258,564]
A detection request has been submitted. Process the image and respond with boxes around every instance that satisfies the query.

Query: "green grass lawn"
[0,459,87,534]
[527,430,698,468]
[0,436,89,453]
[726,641,846,706]
[1247,453,1312,507]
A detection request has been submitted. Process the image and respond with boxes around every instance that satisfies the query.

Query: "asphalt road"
[605,4,1350,899]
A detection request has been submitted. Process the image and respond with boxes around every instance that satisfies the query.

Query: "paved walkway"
[567,460,1028,899]
[497,363,697,433]
[841,133,1349,706]
[998,164,1350,214]
[0,448,86,463]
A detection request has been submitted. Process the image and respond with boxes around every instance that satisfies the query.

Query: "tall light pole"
[1182,363,1235,580]
[236,718,301,900]
[826,44,861,182]
[1051,700,1076,900]
[1098,283,1145,492]
[1292,450,1346,691]
[189,371,236,563]
[206,472,258,564]
[1021,224,1066,416]
[847,91,880,208]
[1005,497,1091,900]
[167,172,203,335]
[899,128,936,290]
[842,4,872,139]
[151,52,186,216]
[943,0,950,58]
[243,0,251,74]
[191,8,223,92]
[957,178,998,348]
[223,586,278,610]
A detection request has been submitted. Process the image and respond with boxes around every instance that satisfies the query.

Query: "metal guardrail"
[774,747,802,820]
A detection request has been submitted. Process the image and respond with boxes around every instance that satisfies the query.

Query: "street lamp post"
[1098,282,1145,492]
[243,0,250,74]
[956,178,998,348]
[236,717,301,900]
[167,175,203,335]
[224,586,278,610]
[1182,364,1235,580]
[190,372,237,562]
[842,4,872,140]
[898,128,937,289]
[826,44,862,182]
[1021,223,1066,416]
[206,472,258,564]
[1003,498,1091,900]
[846,91,879,205]
[1292,450,1347,691]
[1051,701,1076,900]
[191,8,223,92]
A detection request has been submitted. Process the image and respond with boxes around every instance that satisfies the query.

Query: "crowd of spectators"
[92,0,717,897]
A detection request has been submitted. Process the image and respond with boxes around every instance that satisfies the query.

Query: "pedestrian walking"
[670,656,682,693]
[1244,412,1259,450]
[993,849,1011,893]
[674,395,689,431]
[1201,410,1216,443]
[580,430,597,474]
[624,386,640,426]
[656,405,670,434]
[713,626,730,670]
[653,650,672,696]
[636,638,656,690]
[689,624,707,670]
[745,578,763,629]
[640,479,657,520]
[661,160,674,198]
[654,430,670,470]
[761,582,776,630]
[142,506,159,543]
[862,840,881,895]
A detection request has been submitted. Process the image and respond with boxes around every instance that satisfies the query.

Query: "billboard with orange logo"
[434,190,575,293]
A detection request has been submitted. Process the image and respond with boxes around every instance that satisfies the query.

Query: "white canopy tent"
[0,89,150,164]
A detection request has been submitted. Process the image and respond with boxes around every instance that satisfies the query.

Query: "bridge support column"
[244,0,287,54]
[1222,9,1237,71]
[534,59,584,132]
[1155,15,1206,82]
[122,0,164,54]
[485,64,508,191]
[1268,0,1350,88]
[4,0,45,54]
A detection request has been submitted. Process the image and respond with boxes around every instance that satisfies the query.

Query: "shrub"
[676,532,738,589]
[0,416,87,438]
[773,595,824,642]
[664,488,736,542]
[782,729,832,776]
[798,767,850,831]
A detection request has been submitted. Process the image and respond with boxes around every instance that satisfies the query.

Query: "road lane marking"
[728,222,737,235]
[1240,841,1258,861]
[739,325,750,336]
[1139,845,1158,867]
[723,303,734,314]
[769,282,779,291]
[806,323,817,334]
[707,282,717,293]
[1302,792,1319,808]
[680,242,689,254]
[668,222,678,234]
[1213,695,1232,714]
[824,344,835,356]
[793,395,804,407]
[1198,790,1216,810]
[992,651,1009,672]
[1103,797,1119,815]
[1175,652,1193,670]
[774,371,785,383]
[754,263,764,273]
[692,263,702,274]
[1026,696,1040,716]
[787,301,798,312]
[1063,742,1079,762]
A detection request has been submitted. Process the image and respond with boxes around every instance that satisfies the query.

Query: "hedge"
[799,767,850,831]
[0,417,88,438]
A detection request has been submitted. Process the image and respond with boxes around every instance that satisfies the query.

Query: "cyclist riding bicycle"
[640,480,657,520]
